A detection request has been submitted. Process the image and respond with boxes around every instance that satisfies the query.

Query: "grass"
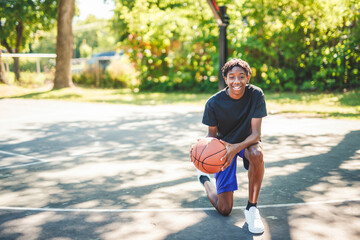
[0,84,210,105]
[265,91,360,119]
[1,84,359,119]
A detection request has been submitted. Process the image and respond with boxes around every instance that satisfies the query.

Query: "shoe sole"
[245,210,264,234]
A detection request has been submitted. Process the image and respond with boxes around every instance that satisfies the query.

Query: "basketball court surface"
[0,99,359,240]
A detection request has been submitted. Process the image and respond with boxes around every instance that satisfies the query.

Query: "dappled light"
[1,211,64,239]
[0,99,359,239]
[1,0,359,239]
[289,202,360,239]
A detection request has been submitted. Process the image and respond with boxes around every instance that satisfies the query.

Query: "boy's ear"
[224,76,228,84]
[247,75,251,83]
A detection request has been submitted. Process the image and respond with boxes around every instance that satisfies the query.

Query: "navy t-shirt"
[202,84,267,144]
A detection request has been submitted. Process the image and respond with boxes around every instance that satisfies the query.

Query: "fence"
[2,53,57,75]
[2,53,121,87]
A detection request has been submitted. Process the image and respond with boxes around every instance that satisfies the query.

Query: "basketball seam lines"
[192,140,226,173]
[194,142,199,169]
[201,148,226,166]
[199,141,226,173]
[201,147,225,173]
[196,141,208,166]
[193,140,209,172]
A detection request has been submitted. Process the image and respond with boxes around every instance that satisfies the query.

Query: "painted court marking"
[0,150,49,169]
[0,198,359,213]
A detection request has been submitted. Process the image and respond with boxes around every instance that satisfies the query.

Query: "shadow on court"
[0,99,359,239]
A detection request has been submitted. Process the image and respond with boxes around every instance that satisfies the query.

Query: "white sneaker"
[196,169,215,188]
[244,206,265,234]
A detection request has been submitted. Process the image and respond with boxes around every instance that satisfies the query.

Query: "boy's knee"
[248,148,263,166]
[218,205,232,216]
[216,192,233,216]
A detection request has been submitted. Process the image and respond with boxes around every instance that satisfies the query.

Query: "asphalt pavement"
[0,99,359,240]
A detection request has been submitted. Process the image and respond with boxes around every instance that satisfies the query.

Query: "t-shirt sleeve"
[253,91,267,118]
[202,100,217,126]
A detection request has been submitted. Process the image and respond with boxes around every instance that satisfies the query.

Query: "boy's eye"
[229,75,245,80]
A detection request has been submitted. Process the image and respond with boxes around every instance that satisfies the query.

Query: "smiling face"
[224,66,250,99]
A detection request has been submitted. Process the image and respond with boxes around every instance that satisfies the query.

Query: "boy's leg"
[244,142,264,203]
[199,156,238,216]
[203,183,233,216]
[244,142,265,234]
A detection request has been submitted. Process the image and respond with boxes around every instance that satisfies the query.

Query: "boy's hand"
[190,138,201,162]
[189,144,194,162]
[219,140,238,171]
[189,141,198,162]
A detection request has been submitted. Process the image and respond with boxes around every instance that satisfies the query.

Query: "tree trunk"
[0,40,9,84]
[13,57,20,82]
[53,0,74,89]
[14,20,23,83]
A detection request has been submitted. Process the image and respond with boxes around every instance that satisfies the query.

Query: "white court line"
[0,150,51,170]
[0,198,359,213]
[0,150,44,162]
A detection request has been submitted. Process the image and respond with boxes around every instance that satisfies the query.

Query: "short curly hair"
[221,58,252,78]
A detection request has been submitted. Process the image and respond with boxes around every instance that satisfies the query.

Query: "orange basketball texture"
[191,137,227,174]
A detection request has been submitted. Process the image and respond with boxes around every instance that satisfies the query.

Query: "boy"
[191,58,267,234]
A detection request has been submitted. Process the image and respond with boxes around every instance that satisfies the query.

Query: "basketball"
[190,137,227,174]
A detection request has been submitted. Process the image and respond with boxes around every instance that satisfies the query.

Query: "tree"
[112,0,219,92]
[73,15,116,58]
[31,29,57,54]
[53,0,75,89]
[0,40,8,84]
[112,0,359,92]
[234,0,360,91]
[0,0,58,83]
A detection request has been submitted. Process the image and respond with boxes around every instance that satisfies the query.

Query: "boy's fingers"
[221,162,228,171]
[220,152,227,161]
[219,140,227,148]
[189,146,193,161]
[221,158,230,171]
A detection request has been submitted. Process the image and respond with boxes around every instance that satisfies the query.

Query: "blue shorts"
[214,149,245,194]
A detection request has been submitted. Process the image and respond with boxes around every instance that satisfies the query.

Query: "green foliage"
[31,29,57,53]
[113,0,219,92]
[3,71,54,87]
[73,16,117,58]
[103,55,140,88]
[0,0,58,52]
[229,0,360,91]
[4,0,358,92]
[111,0,360,92]
[3,57,55,74]
[0,0,58,83]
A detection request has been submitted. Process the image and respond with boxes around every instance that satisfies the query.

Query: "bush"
[72,55,139,89]
[4,70,54,87]
[104,55,139,88]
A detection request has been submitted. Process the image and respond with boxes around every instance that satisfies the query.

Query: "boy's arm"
[220,118,262,171]
[207,126,218,138]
